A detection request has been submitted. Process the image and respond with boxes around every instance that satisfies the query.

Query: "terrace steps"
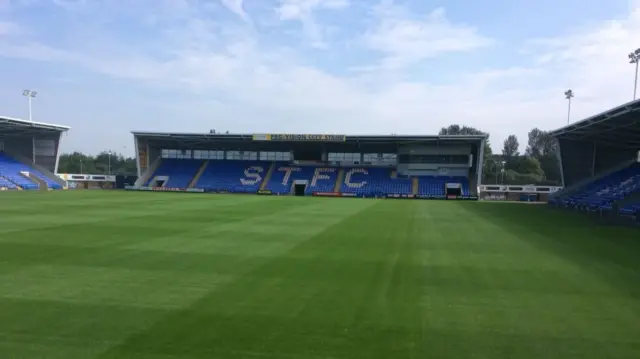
[259,163,276,191]
[189,160,209,188]
[334,168,345,192]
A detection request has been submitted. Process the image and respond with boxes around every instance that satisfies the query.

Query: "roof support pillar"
[32,135,36,164]
[556,138,565,188]
[54,131,63,174]
[476,139,485,190]
[134,135,141,178]
[591,143,597,177]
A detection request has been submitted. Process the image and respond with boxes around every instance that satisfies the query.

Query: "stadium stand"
[340,167,412,196]
[0,116,69,190]
[0,175,17,189]
[147,159,203,188]
[196,160,267,193]
[417,175,471,197]
[548,99,640,221]
[264,165,338,194]
[132,132,486,199]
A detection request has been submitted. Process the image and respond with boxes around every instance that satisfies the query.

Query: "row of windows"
[194,150,224,160]
[161,150,402,163]
[260,152,292,161]
[328,153,397,163]
[327,152,361,161]
[161,149,192,159]
[363,153,397,164]
[226,151,258,160]
[399,154,469,164]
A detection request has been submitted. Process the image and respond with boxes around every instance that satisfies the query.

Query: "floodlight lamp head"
[23,90,29,96]
[635,48,640,55]
[31,91,37,97]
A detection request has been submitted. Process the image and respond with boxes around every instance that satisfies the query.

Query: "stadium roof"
[132,131,486,143]
[132,131,486,152]
[0,116,70,136]
[548,99,640,149]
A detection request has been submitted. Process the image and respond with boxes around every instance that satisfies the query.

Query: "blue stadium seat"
[147,159,203,188]
[0,153,47,189]
[416,176,470,197]
[0,176,17,189]
[196,160,268,193]
[340,168,412,196]
[265,165,338,194]
[148,159,473,198]
[561,163,640,211]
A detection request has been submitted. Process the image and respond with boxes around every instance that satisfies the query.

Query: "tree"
[502,135,520,159]
[57,151,137,175]
[510,156,544,178]
[526,128,557,157]
[524,128,562,185]
[58,152,97,174]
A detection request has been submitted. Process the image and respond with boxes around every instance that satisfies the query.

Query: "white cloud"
[51,0,87,11]
[276,0,349,47]
[363,4,493,70]
[277,0,349,20]
[220,0,250,22]
[0,21,17,36]
[1,0,640,154]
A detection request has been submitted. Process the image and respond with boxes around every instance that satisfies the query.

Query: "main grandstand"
[131,132,487,199]
[549,99,640,217]
[0,116,68,190]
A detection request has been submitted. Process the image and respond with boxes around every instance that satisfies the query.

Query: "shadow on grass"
[456,202,640,297]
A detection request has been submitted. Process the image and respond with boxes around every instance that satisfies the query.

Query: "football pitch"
[1,191,639,359]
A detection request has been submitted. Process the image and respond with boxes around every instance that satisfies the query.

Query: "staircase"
[412,177,418,195]
[4,151,66,189]
[334,168,345,192]
[259,163,276,191]
[135,156,162,187]
[189,160,209,188]
[22,172,47,191]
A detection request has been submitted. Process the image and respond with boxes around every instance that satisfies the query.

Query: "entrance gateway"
[292,180,307,196]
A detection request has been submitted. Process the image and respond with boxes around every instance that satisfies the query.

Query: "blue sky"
[0,0,639,155]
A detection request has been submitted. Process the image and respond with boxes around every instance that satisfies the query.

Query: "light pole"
[108,151,112,175]
[22,89,37,122]
[500,160,506,184]
[629,49,640,100]
[564,89,574,125]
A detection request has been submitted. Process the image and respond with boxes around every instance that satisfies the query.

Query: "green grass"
[0,191,639,359]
